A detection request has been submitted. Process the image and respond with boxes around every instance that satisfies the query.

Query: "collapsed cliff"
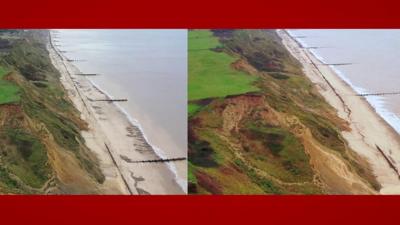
[188,29,379,194]
[0,30,103,194]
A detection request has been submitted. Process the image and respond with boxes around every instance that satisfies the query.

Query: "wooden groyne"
[301,46,328,49]
[67,59,86,62]
[75,73,99,76]
[120,155,186,164]
[356,91,400,97]
[104,144,134,194]
[376,145,400,179]
[88,98,128,102]
[283,30,353,118]
[322,63,353,66]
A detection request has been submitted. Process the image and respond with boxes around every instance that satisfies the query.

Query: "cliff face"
[0,30,103,194]
[188,29,379,194]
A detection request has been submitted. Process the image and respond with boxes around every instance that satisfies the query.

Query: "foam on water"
[52,30,187,193]
[288,30,400,134]
[88,79,187,193]
[329,60,400,135]
[310,49,327,64]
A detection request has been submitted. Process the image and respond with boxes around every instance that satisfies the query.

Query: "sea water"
[287,29,400,134]
[54,29,187,190]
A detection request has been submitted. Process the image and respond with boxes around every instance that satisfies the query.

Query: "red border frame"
[1,195,399,224]
[2,0,400,224]
[1,0,400,28]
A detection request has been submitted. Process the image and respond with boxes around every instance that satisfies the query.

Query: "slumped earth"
[0,29,185,194]
[188,29,379,194]
[0,30,104,193]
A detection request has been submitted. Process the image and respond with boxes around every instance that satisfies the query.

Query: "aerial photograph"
[188,29,400,194]
[0,29,187,194]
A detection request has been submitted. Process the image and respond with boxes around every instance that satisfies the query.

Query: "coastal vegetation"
[0,30,103,193]
[188,29,379,194]
[188,30,258,100]
[0,67,20,104]
[188,30,259,116]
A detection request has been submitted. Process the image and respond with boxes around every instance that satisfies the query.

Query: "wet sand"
[278,29,400,194]
[53,29,188,190]
[48,35,185,194]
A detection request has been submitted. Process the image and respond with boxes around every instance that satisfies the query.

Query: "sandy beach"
[48,34,185,194]
[278,29,400,194]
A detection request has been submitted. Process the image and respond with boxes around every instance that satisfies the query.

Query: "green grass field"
[188,103,202,117]
[188,30,259,101]
[0,67,20,105]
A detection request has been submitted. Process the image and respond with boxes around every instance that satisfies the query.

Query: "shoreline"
[48,32,185,194]
[88,79,187,190]
[278,29,400,194]
[287,30,400,134]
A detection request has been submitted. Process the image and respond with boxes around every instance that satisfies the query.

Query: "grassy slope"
[188,29,315,194]
[188,30,267,194]
[5,129,50,188]
[0,67,20,104]
[0,30,104,193]
[188,29,379,194]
